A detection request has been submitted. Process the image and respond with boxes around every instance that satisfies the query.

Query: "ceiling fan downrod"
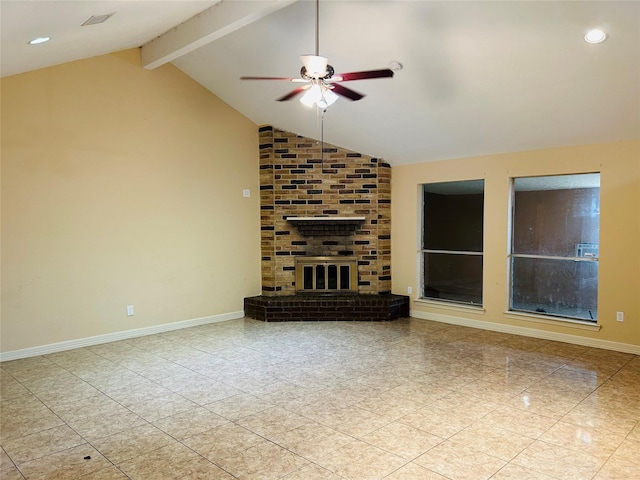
[315,0,320,57]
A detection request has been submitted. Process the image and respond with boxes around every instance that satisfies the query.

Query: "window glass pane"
[513,175,600,257]
[423,252,483,305]
[511,257,598,321]
[421,180,484,306]
[423,181,484,252]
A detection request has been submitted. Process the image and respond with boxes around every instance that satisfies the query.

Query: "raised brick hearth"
[244,294,409,322]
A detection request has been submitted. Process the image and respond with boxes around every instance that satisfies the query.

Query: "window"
[421,180,484,305]
[509,173,600,322]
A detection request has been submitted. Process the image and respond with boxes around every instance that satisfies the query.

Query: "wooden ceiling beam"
[141,0,297,70]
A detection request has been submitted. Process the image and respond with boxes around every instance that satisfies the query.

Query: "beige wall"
[392,141,640,348]
[1,49,261,353]
[2,48,638,355]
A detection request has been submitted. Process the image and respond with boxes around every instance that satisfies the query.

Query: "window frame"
[507,173,600,323]
[420,180,485,307]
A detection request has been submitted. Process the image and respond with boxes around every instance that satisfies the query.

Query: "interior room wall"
[392,141,640,350]
[1,49,261,354]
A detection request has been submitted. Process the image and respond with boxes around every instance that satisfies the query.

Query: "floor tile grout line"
[2,318,638,480]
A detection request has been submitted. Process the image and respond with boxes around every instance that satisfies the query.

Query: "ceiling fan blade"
[331,83,364,101]
[277,85,309,101]
[332,69,394,82]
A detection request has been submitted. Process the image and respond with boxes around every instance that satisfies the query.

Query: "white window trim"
[504,310,601,331]
[415,298,486,314]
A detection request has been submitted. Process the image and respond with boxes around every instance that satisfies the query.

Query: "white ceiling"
[0,1,219,76]
[2,0,639,166]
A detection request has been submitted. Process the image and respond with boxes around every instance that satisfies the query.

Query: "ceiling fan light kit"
[300,83,339,109]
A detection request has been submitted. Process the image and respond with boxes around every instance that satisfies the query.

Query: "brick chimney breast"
[259,126,391,296]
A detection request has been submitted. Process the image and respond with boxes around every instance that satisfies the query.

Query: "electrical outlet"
[616,311,624,322]
[407,286,412,295]
[243,189,251,198]
[127,305,134,316]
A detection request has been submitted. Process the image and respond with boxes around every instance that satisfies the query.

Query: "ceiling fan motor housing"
[301,64,334,81]
[300,54,331,78]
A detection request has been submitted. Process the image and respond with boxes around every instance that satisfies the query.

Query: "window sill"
[504,311,601,331]
[414,298,485,314]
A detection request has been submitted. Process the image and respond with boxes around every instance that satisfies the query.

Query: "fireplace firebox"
[296,256,358,294]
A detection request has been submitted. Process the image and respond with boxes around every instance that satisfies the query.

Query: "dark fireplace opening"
[296,256,357,294]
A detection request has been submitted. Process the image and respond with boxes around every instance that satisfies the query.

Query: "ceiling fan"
[240,0,394,109]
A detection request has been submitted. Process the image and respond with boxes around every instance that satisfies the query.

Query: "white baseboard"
[410,310,640,355]
[4,309,636,362]
[0,311,245,362]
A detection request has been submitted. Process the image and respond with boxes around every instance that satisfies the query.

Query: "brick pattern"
[259,126,392,296]
[244,294,410,322]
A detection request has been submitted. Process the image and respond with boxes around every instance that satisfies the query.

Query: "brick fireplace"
[244,125,409,321]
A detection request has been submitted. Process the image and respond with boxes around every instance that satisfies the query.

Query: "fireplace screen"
[295,256,358,293]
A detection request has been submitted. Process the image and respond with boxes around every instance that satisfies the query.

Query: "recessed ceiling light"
[585,29,607,44]
[28,36,51,45]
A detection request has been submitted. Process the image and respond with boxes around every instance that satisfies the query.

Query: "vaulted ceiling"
[2,0,638,165]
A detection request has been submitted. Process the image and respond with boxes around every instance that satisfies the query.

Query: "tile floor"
[1,317,639,479]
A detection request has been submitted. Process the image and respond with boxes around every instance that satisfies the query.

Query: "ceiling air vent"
[82,12,115,26]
